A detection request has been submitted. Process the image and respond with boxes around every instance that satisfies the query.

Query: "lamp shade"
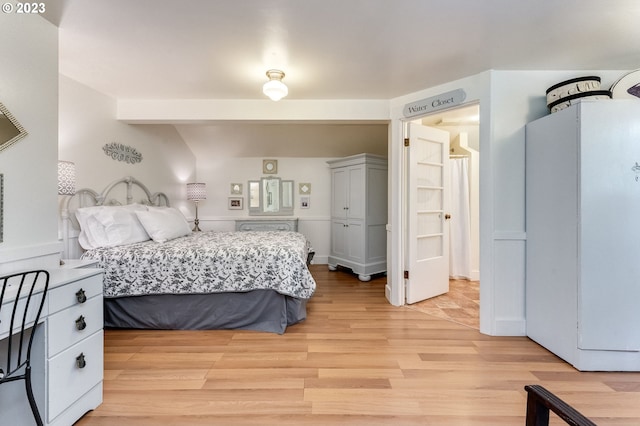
[57,161,76,195]
[263,69,288,101]
[186,182,206,201]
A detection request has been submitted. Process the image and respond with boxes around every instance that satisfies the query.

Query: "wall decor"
[228,197,243,210]
[230,183,243,195]
[300,196,310,209]
[0,174,3,242]
[103,142,143,164]
[248,177,294,216]
[263,159,278,174]
[299,183,311,195]
[0,101,28,153]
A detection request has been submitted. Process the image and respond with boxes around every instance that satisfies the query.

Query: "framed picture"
[0,174,3,242]
[230,183,243,195]
[300,196,310,209]
[299,182,311,195]
[0,102,28,153]
[263,159,278,174]
[228,197,243,210]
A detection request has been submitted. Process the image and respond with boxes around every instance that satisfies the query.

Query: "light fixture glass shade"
[186,182,206,201]
[263,69,288,101]
[57,161,76,195]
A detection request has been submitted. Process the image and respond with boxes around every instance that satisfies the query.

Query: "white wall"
[58,75,197,257]
[0,15,59,274]
[191,156,339,263]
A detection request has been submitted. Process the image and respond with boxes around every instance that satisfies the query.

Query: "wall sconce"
[263,69,288,101]
[57,161,76,195]
[186,182,206,232]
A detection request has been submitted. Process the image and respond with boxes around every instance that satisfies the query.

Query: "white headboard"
[60,176,170,259]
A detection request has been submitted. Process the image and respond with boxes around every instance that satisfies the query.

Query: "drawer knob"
[76,288,87,303]
[75,315,87,331]
[76,353,86,369]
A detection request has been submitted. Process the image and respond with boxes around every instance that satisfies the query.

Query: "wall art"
[299,183,311,195]
[0,174,3,242]
[228,197,243,210]
[103,142,143,164]
[230,183,243,195]
[0,101,28,153]
[263,159,277,174]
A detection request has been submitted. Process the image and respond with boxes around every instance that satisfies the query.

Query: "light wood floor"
[407,279,480,329]
[77,265,640,425]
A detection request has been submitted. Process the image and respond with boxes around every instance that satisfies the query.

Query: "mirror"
[248,177,294,216]
[0,102,28,152]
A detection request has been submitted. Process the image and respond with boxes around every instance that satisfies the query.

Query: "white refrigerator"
[526,99,640,371]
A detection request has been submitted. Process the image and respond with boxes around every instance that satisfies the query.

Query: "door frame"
[387,99,490,334]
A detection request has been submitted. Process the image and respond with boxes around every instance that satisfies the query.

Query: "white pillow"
[135,207,192,243]
[76,204,150,249]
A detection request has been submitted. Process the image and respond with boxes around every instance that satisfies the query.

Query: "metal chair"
[0,270,49,426]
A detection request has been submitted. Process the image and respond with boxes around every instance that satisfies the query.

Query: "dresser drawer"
[47,295,103,357]
[48,273,102,315]
[48,330,104,422]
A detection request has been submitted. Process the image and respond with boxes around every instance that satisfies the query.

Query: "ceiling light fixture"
[262,69,288,101]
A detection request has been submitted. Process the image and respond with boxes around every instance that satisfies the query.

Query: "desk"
[0,268,104,425]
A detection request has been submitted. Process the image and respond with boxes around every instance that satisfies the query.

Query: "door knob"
[445,214,451,220]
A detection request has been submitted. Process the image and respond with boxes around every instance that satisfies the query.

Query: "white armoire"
[327,153,387,281]
[526,99,640,371]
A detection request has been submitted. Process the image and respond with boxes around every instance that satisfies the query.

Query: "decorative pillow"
[76,204,150,250]
[135,207,192,243]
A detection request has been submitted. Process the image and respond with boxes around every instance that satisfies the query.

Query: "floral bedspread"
[81,231,316,299]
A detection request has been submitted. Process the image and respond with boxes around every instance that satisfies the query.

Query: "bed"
[61,176,316,334]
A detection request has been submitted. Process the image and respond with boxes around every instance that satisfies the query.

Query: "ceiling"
[45,0,640,156]
[47,0,640,101]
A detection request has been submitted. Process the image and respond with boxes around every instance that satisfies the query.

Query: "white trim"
[494,231,526,240]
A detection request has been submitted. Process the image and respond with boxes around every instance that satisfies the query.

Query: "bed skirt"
[104,290,308,334]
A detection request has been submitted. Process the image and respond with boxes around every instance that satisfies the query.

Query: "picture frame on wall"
[230,183,243,195]
[299,183,311,195]
[263,159,278,174]
[300,196,310,209]
[228,197,243,210]
[0,174,3,242]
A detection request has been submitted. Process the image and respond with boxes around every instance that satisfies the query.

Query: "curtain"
[449,157,472,279]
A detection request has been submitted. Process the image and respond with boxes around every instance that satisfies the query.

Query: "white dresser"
[327,153,387,281]
[235,218,298,232]
[0,267,104,425]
